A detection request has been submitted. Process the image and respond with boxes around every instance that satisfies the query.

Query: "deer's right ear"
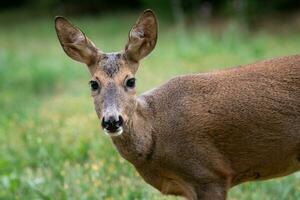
[55,16,99,66]
[125,9,158,62]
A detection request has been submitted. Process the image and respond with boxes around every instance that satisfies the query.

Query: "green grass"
[1,10,300,200]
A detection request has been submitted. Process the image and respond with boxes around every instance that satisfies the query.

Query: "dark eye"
[126,78,136,89]
[89,80,99,91]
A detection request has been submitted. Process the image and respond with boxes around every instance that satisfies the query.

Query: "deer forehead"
[93,53,133,84]
[98,53,123,78]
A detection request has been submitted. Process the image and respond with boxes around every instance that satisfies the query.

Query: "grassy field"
[0,10,300,200]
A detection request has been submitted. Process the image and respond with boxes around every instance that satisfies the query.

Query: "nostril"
[117,115,124,127]
[101,117,109,129]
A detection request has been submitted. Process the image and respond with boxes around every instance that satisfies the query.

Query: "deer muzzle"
[101,114,124,136]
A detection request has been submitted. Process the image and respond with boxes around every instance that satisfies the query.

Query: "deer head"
[55,10,157,136]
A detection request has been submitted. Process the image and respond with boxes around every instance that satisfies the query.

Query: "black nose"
[101,115,124,133]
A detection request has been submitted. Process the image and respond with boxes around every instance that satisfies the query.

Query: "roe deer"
[55,9,300,200]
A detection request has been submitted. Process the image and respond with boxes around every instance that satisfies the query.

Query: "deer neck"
[110,96,156,165]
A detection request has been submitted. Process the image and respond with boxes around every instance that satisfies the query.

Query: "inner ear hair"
[125,9,158,62]
[55,16,99,66]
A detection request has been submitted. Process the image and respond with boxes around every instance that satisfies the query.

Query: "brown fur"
[55,10,300,200]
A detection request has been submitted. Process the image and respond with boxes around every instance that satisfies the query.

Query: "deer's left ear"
[55,16,99,66]
[125,9,158,62]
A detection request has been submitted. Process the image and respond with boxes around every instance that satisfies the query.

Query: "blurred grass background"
[1,1,300,199]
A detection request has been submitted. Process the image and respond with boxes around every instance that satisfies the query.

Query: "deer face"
[55,10,157,136]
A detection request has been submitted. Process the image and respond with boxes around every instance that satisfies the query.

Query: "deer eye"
[126,78,136,89]
[89,80,99,91]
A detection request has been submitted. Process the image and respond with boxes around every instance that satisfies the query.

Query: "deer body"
[111,55,300,199]
[55,10,300,200]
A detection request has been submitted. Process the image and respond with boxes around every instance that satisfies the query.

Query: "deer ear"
[125,9,158,62]
[55,16,99,65]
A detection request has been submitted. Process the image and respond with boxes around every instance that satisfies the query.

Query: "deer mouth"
[103,126,123,137]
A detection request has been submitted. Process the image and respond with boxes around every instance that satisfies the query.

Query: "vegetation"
[3,0,300,14]
[1,10,300,199]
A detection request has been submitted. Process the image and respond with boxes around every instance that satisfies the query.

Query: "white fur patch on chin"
[103,127,123,137]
